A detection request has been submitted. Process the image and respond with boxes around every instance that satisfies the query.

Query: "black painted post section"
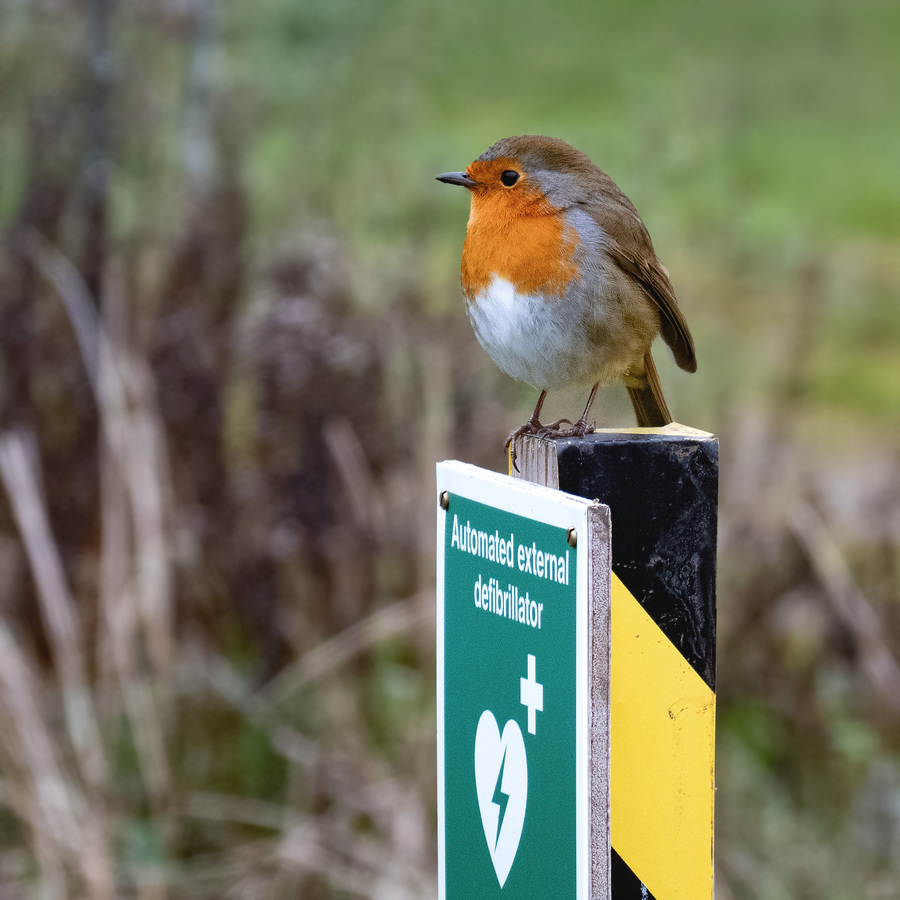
[553,430,717,689]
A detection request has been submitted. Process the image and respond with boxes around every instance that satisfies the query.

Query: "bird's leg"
[530,388,548,423]
[505,390,574,471]
[550,383,599,439]
[573,381,599,434]
[505,390,547,454]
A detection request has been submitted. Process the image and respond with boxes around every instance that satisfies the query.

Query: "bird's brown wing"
[579,178,697,374]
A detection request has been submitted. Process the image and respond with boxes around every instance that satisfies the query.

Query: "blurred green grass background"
[0,0,898,897]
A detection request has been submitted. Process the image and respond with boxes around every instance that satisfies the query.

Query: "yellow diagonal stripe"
[611,573,715,900]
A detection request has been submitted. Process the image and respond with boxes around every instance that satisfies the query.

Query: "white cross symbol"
[520,654,544,735]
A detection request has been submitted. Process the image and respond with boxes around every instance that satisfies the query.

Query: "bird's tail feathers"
[626,351,673,427]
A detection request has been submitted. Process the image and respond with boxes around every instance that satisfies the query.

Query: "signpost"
[512,428,718,900]
[436,461,612,899]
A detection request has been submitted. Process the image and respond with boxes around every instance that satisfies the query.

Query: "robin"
[437,135,696,463]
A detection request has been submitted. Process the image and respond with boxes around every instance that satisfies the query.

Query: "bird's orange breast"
[460,159,579,298]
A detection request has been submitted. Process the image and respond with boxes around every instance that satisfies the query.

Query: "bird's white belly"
[465,275,609,390]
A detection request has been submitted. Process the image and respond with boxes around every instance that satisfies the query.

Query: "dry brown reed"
[0,231,442,897]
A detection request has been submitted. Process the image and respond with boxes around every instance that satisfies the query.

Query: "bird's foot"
[546,416,596,441]
[505,417,576,472]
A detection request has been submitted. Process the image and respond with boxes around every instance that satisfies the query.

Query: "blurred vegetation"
[0,0,898,897]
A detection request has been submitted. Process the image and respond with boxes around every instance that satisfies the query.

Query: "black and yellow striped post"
[513,425,717,900]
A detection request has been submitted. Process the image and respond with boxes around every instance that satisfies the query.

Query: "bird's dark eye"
[500,170,520,187]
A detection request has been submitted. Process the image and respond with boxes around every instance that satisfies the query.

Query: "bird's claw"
[506,417,595,472]
[548,418,596,440]
[534,418,572,436]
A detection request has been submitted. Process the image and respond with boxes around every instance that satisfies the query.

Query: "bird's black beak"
[436,171,477,189]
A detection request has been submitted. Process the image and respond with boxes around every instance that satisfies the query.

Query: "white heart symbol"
[474,710,528,888]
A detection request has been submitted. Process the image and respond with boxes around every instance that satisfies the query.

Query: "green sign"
[436,461,594,899]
